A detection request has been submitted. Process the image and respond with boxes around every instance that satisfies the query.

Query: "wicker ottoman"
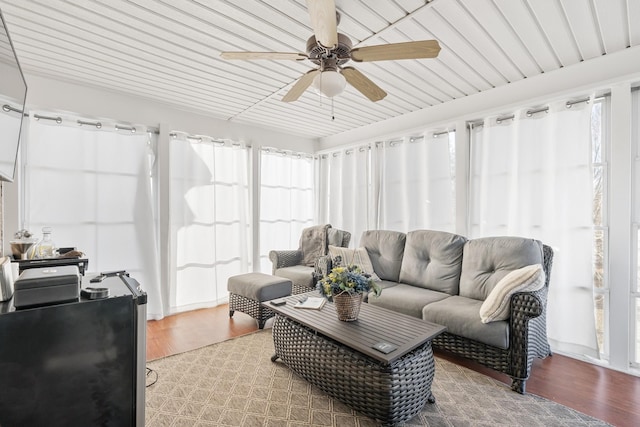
[227,273,292,329]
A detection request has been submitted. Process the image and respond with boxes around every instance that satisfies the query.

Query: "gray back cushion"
[360,230,406,282]
[399,230,467,295]
[460,237,544,301]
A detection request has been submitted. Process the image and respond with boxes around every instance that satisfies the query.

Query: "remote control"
[90,275,105,283]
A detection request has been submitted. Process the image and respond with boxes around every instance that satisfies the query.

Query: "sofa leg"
[229,310,234,317]
[511,378,526,394]
[427,391,436,404]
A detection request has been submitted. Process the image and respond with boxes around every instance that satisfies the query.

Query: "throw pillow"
[479,264,545,323]
[328,245,381,281]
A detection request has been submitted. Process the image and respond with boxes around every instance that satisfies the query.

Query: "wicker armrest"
[508,285,550,390]
[269,250,303,273]
[510,286,545,320]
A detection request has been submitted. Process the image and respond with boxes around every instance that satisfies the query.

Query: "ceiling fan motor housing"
[306,33,352,70]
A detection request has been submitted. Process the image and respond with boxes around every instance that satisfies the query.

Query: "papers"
[294,296,326,310]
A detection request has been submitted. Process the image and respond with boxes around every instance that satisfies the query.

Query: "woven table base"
[271,315,436,425]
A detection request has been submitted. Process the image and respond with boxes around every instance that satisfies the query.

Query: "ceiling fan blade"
[351,40,441,62]
[220,51,307,61]
[282,69,321,102]
[341,67,387,102]
[306,0,338,49]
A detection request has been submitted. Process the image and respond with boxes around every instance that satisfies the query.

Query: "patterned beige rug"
[145,330,610,426]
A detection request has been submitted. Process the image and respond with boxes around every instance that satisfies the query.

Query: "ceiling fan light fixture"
[312,70,346,98]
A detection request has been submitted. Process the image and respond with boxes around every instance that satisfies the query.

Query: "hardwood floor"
[146,305,640,427]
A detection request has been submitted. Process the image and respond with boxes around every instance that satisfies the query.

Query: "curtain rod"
[2,104,23,114]
[525,106,549,117]
[565,97,590,108]
[468,94,594,128]
[77,119,102,129]
[27,109,158,134]
[34,113,62,124]
[170,131,226,145]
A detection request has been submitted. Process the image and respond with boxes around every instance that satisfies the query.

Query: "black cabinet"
[0,274,146,426]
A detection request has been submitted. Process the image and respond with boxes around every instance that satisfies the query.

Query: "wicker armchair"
[269,225,351,294]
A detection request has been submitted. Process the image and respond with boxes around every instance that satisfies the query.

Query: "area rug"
[145,330,610,426]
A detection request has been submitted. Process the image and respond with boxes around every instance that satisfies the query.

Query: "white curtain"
[375,134,456,233]
[169,135,251,314]
[317,133,456,247]
[469,100,598,358]
[632,89,640,365]
[259,149,315,272]
[317,147,373,247]
[23,115,162,318]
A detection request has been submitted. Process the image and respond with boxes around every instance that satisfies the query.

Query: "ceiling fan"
[220,0,440,103]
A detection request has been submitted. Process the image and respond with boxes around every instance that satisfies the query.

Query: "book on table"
[294,296,326,310]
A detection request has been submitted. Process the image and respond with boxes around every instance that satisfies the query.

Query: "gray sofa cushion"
[364,279,397,302]
[459,237,544,301]
[360,230,406,282]
[399,230,467,295]
[274,265,315,289]
[422,296,509,349]
[368,283,450,318]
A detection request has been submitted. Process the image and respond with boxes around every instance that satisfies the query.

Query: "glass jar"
[34,226,57,259]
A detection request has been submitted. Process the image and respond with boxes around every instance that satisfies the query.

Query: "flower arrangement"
[316,257,382,299]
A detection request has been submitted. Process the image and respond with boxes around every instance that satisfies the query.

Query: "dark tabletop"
[265,291,446,364]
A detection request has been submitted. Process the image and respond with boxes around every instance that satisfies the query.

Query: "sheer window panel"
[633,89,640,366]
[325,147,372,247]
[469,100,599,359]
[636,297,640,365]
[375,134,455,233]
[259,149,314,272]
[169,135,251,313]
[591,98,609,358]
[24,117,161,317]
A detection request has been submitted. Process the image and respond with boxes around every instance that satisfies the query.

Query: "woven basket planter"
[333,292,363,321]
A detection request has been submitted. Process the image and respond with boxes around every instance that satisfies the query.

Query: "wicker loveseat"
[318,229,554,394]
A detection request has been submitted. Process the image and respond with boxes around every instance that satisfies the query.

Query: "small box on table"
[13,265,81,309]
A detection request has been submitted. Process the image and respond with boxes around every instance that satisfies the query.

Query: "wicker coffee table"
[264,292,446,425]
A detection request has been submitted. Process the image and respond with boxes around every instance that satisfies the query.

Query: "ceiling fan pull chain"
[331,97,335,121]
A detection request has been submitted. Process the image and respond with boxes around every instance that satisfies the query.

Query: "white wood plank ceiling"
[0,0,637,139]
